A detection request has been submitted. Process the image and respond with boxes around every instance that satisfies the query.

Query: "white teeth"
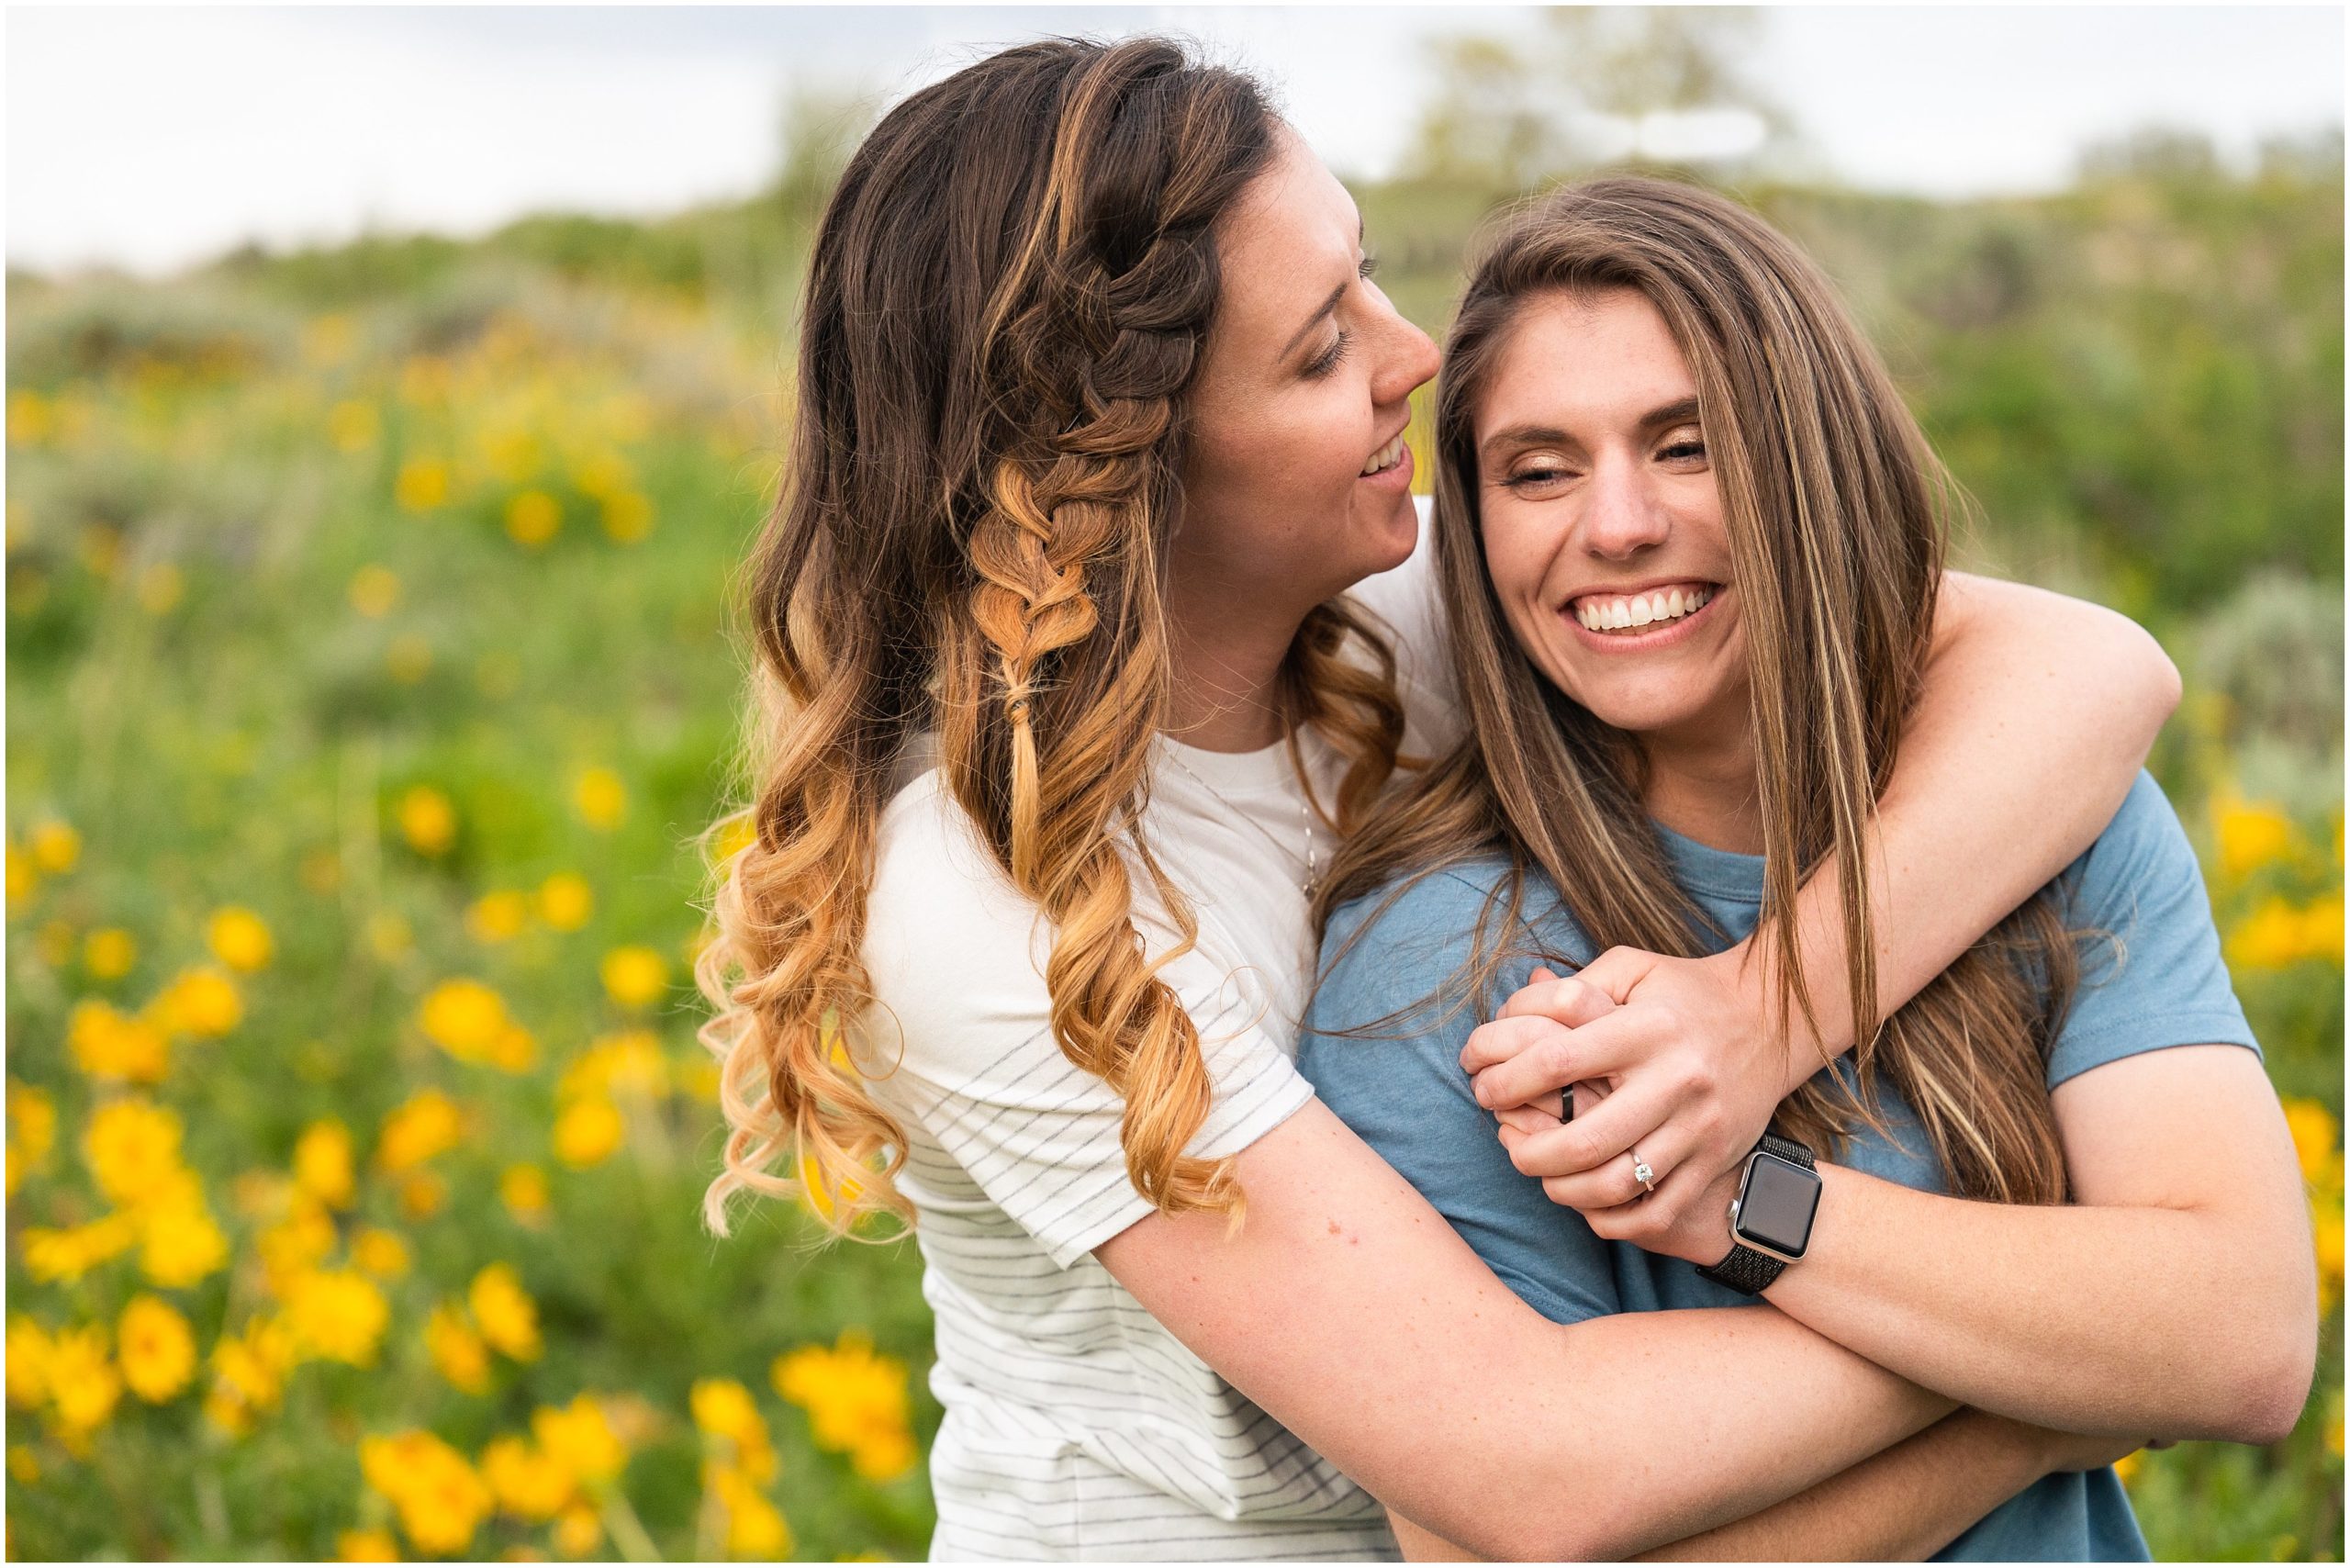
[1360,433,1405,476]
[1574,585,1714,635]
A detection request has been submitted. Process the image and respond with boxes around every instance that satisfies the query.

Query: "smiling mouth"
[1570,582,1719,634]
[1360,430,1408,477]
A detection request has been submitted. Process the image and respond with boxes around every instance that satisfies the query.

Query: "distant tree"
[1401,6,1790,188]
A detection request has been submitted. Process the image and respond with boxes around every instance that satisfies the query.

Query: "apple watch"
[1695,1132,1821,1295]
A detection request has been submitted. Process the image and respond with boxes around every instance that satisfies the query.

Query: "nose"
[1371,297,1441,409]
[1581,452,1673,560]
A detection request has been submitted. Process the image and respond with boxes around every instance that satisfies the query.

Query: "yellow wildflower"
[257,1193,339,1292]
[501,1163,551,1225]
[7,1317,54,1408]
[397,785,458,857]
[466,890,532,943]
[560,1028,670,1103]
[395,456,451,512]
[295,1118,356,1208]
[420,978,510,1063]
[400,1170,448,1220]
[6,839,37,909]
[8,387,53,444]
[2213,793,2295,880]
[303,313,358,367]
[773,1329,916,1482]
[599,946,669,1009]
[711,1462,792,1557]
[505,490,562,548]
[427,1302,493,1395]
[492,1023,539,1073]
[28,818,81,874]
[117,1294,197,1403]
[45,1324,121,1435]
[600,490,653,543]
[23,1211,141,1284]
[376,1088,464,1172]
[482,1433,575,1519]
[552,1500,601,1558]
[2284,1099,2340,1186]
[469,1262,543,1361]
[573,767,626,831]
[533,1394,627,1488]
[205,1317,293,1436]
[84,925,139,979]
[2298,891,2344,966]
[337,1526,401,1562]
[204,906,275,972]
[2226,896,2306,972]
[138,1188,229,1288]
[536,872,594,931]
[9,1080,57,1174]
[362,1429,495,1557]
[483,428,543,485]
[2113,1449,2141,1486]
[149,964,242,1036]
[553,1097,623,1169]
[70,999,172,1082]
[84,1096,185,1206]
[328,399,380,454]
[285,1268,391,1366]
[9,1444,39,1485]
[352,1226,412,1279]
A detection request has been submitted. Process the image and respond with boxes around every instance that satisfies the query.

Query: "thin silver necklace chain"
[1157,743,1321,900]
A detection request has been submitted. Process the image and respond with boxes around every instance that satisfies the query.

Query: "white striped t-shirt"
[855,509,1460,1561]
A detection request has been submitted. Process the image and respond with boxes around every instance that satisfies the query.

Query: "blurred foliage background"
[6,10,2342,1562]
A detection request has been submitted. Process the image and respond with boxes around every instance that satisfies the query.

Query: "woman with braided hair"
[695,36,2185,1561]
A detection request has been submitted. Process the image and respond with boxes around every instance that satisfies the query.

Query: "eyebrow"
[1479,398,1705,461]
[1277,214,1370,361]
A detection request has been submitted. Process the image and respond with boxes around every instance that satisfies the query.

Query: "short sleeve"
[1297,868,1621,1326]
[856,775,1315,1269]
[1346,494,1463,759]
[2045,771,2263,1091]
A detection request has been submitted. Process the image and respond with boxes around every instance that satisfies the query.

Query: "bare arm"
[1633,1413,2132,1562]
[1094,1097,1958,1562]
[1753,1047,2316,1443]
[1389,1411,2109,1562]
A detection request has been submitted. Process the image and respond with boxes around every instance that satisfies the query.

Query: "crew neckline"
[1650,818,1767,904]
[1151,730,1311,795]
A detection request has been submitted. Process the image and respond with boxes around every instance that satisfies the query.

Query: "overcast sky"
[6,4,2342,278]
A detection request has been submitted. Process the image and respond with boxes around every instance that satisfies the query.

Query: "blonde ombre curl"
[694,39,1409,1241]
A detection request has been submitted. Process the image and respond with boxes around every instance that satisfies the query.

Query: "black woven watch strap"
[1698,1243,1785,1294]
[1695,1131,1817,1295]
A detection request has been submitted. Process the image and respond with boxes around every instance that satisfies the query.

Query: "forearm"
[1516,1307,1957,1558]
[1634,1407,2054,1562]
[1764,1164,2282,1439]
[1743,571,2177,1080]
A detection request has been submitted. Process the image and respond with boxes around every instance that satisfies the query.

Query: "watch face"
[1736,1152,1821,1259]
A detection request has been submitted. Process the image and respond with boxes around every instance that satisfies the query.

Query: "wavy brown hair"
[693,38,1412,1239]
[1315,176,2085,1205]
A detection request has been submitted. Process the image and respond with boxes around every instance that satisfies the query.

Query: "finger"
[1500,1077,1677,1182]
[1494,1103,1560,1137]
[1530,966,1559,984]
[1470,1009,1654,1109]
[1527,1117,1688,1211]
[1581,1149,1713,1242]
[1496,974,1616,1028]
[1572,946,1662,1006]
[1460,1014,1567,1076]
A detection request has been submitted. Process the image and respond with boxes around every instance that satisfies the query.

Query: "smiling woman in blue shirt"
[1298,175,2318,1562]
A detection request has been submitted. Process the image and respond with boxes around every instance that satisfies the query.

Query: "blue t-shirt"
[1297,770,2261,1562]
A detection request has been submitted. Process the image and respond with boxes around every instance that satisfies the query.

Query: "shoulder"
[2047,769,2261,1089]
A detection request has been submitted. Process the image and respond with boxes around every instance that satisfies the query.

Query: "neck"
[1163,582,1299,754]
[1639,719,1766,856]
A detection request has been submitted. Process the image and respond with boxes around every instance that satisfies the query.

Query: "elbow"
[2111,611,2183,738]
[2226,1320,2319,1449]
